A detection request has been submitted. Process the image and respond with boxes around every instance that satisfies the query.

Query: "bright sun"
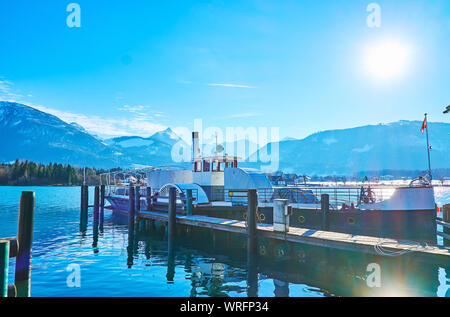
[364,40,411,80]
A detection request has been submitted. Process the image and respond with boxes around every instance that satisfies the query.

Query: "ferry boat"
[105,132,438,243]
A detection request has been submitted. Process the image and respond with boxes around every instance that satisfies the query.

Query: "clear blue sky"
[1,0,449,139]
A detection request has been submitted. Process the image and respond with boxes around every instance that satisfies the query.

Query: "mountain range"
[0,101,448,175]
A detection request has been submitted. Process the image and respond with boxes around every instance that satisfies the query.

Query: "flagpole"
[424,113,432,180]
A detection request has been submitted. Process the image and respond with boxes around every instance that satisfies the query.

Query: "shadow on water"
[119,215,449,297]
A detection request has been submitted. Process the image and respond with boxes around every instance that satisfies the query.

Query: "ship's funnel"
[192,132,201,161]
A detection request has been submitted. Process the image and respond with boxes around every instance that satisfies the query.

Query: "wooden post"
[321,194,330,231]
[146,186,152,211]
[135,186,141,212]
[247,189,258,297]
[128,186,136,243]
[186,189,193,216]
[247,189,258,258]
[0,239,9,297]
[80,184,85,213]
[83,185,89,213]
[100,184,105,228]
[7,284,16,298]
[168,187,177,241]
[167,187,177,281]
[15,191,35,297]
[444,204,450,247]
[93,186,100,224]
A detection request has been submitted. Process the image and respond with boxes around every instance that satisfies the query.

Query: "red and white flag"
[421,117,427,134]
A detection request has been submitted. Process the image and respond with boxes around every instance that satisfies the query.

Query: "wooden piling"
[135,186,141,212]
[100,184,105,227]
[186,189,193,216]
[83,185,89,213]
[93,186,100,224]
[247,189,258,258]
[246,189,259,297]
[0,239,9,297]
[168,187,177,241]
[444,204,450,247]
[80,185,88,230]
[321,194,330,231]
[128,186,136,243]
[146,186,152,211]
[7,284,16,298]
[80,184,85,213]
[14,191,35,297]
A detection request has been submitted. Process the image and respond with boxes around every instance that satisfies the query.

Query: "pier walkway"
[137,210,450,265]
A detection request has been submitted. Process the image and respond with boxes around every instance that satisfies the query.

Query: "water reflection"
[122,216,446,297]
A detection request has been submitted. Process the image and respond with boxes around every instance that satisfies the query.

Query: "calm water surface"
[0,186,449,297]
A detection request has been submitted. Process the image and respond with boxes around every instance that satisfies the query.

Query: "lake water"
[0,186,449,297]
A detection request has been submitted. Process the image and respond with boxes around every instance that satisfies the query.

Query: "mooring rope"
[373,240,431,257]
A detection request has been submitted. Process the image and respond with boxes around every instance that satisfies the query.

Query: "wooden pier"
[136,210,450,265]
[1,191,35,298]
[89,185,450,266]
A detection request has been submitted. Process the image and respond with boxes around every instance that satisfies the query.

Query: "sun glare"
[364,40,411,80]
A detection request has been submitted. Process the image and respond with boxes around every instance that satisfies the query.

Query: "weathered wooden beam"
[0,239,9,297]
[93,186,100,224]
[168,187,177,240]
[128,186,135,244]
[4,237,18,258]
[186,189,193,216]
[444,204,450,247]
[247,189,258,258]
[321,194,329,231]
[14,191,35,298]
[100,184,105,229]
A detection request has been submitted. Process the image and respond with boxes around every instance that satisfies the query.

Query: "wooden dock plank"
[137,211,450,262]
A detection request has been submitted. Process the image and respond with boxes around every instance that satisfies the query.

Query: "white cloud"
[207,83,257,89]
[0,79,24,100]
[323,137,338,145]
[352,144,373,153]
[31,105,167,138]
[227,113,261,118]
[118,104,147,113]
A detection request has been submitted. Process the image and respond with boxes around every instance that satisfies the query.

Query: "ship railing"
[215,186,396,210]
[106,184,155,198]
[156,185,200,204]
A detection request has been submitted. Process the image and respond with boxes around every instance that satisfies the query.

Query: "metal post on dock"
[444,204,450,247]
[0,239,9,297]
[100,184,105,229]
[168,187,177,241]
[186,189,193,216]
[14,191,35,297]
[321,194,330,231]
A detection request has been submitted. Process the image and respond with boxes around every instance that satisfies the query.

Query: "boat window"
[194,161,201,172]
[203,160,210,172]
